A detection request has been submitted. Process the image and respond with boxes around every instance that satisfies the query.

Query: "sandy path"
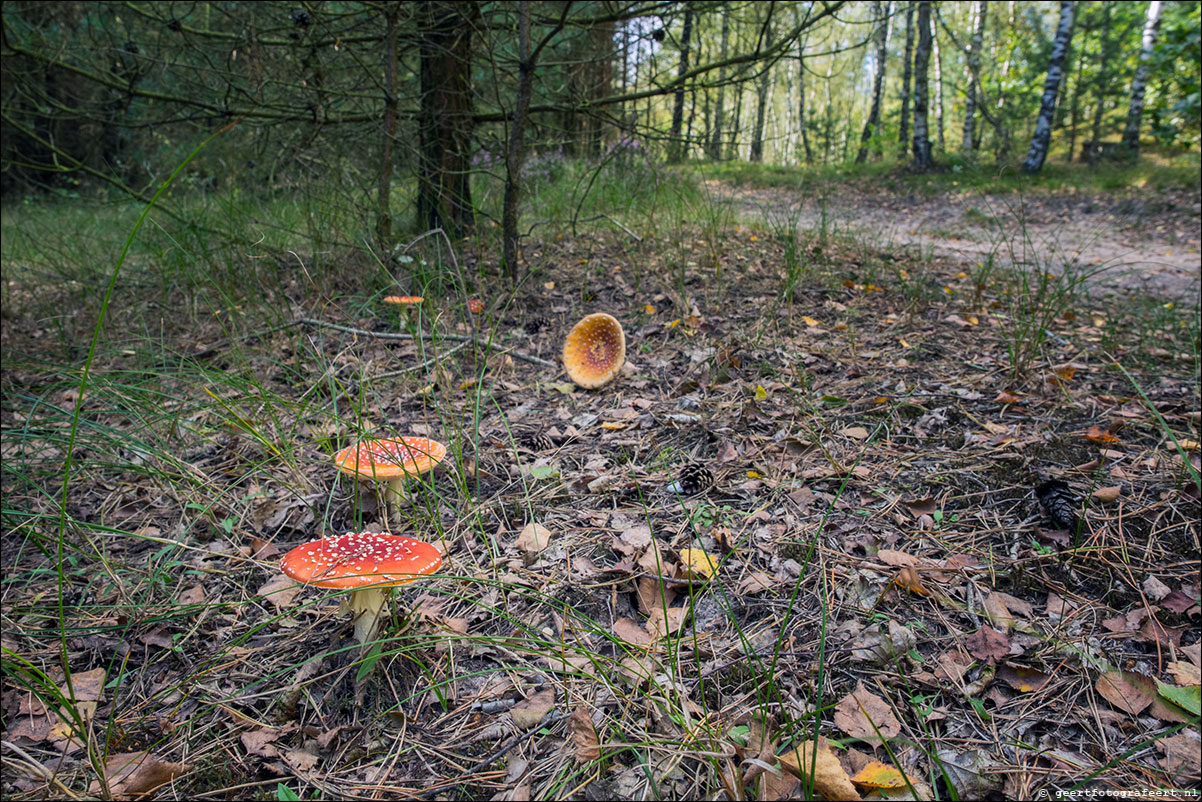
[718,181,1201,301]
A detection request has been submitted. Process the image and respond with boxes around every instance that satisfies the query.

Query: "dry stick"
[415,711,570,800]
[296,318,558,369]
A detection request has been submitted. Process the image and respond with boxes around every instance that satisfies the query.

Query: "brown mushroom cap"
[281,532,442,589]
[562,313,626,389]
[333,437,447,482]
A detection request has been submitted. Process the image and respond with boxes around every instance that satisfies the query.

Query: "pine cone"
[666,462,714,496]
[520,432,556,452]
[524,314,550,335]
[1036,479,1077,530]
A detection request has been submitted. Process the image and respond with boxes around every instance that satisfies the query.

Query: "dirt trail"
[718,181,1201,301]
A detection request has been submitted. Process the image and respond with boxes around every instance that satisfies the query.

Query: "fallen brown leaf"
[778,738,861,801]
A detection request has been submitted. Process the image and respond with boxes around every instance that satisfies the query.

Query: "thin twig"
[297,318,558,369]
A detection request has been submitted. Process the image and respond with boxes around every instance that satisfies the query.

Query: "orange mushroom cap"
[281,532,442,589]
[333,437,446,481]
[383,295,424,305]
[562,313,626,389]
[467,299,484,315]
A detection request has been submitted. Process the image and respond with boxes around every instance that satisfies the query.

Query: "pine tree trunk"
[708,6,730,161]
[856,1,889,164]
[897,1,915,160]
[961,0,986,155]
[911,1,933,169]
[417,1,476,236]
[669,4,694,163]
[375,5,398,249]
[502,0,533,281]
[1121,0,1163,155]
[1021,1,1076,174]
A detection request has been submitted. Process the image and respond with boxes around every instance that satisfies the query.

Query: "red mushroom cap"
[562,313,626,389]
[281,532,442,589]
[333,437,447,481]
[468,299,484,315]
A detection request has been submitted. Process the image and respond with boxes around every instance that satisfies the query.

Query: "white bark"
[1122,0,1163,153]
[961,0,986,155]
[1021,1,1076,174]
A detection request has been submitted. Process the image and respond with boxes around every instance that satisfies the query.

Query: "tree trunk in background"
[911,1,933,169]
[707,6,730,160]
[1021,1,1075,174]
[375,5,398,249]
[585,18,614,158]
[1089,2,1114,146]
[502,0,533,281]
[729,79,743,161]
[798,30,813,164]
[897,1,915,160]
[749,19,772,164]
[994,0,1016,158]
[961,0,985,156]
[855,1,889,164]
[932,15,944,152]
[1066,43,1084,161]
[669,3,694,163]
[417,1,476,236]
[1122,0,1163,156]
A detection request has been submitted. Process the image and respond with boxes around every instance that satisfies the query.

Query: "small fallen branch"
[296,317,558,369]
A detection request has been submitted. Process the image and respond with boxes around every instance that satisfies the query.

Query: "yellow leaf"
[778,739,861,802]
[601,421,627,430]
[666,318,680,329]
[955,271,968,279]
[677,548,719,581]
[851,760,911,789]
[899,337,912,348]
[802,316,821,327]
[643,304,657,314]
[965,314,979,325]
[755,385,768,401]
[746,470,762,479]
[749,235,758,241]
[543,281,556,290]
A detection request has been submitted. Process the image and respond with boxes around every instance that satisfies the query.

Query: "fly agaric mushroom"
[562,313,626,389]
[281,532,442,643]
[467,299,484,315]
[334,437,446,523]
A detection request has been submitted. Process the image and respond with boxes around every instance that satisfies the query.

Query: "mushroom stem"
[386,477,407,526]
[340,586,392,644]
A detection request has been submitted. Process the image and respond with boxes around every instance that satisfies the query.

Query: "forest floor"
[716,176,1202,301]
[1,175,1200,801]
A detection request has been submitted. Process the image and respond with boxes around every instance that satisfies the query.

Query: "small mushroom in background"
[334,437,446,525]
[562,312,626,389]
[467,298,484,315]
[281,532,442,644]
[383,295,425,327]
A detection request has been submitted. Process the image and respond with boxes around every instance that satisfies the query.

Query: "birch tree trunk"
[932,16,944,152]
[897,1,915,160]
[961,0,986,155]
[669,3,694,163]
[1021,1,1076,174]
[1121,0,1163,155]
[707,6,730,160]
[750,15,773,163]
[911,1,933,169]
[855,1,889,164]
